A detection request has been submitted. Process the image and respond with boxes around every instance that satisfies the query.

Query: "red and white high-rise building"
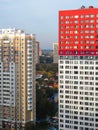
[58,6,98,130]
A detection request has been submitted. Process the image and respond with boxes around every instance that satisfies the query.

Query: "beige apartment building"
[0,28,36,130]
[34,41,40,64]
[53,43,59,63]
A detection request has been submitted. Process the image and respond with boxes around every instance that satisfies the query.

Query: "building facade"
[39,48,42,57]
[34,41,40,64]
[58,7,98,130]
[0,28,36,130]
[53,43,59,63]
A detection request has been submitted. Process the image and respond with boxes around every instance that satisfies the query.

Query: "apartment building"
[34,41,40,64]
[0,28,36,130]
[58,6,98,130]
[53,43,59,63]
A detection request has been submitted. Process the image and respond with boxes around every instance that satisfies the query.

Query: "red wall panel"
[58,8,98,56]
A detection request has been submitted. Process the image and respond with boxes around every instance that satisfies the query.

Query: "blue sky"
[0,0,97,49]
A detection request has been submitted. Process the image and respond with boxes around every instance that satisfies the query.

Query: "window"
[65,71,69,74]
[60,76,63,79]
[60,85,63,88]
[74,86,78,89]
[91,20,94,23]
[74,20,78,24]
[74,76,78,79]
[96,25,98,28]
[65,61,69,64]
[74,81,78,84]
[60,66,63,69]
[74,15,79,18]
[90,46,94,49]
[80,15,84,18]
[74,30,78,34]
[74,126,78,129]
[96,72,98,75]
[60,80,63,83]
[60,71,63,74]
[85,15,89,18]
[90,30,94,33]
[96,34,98,39]
[60,60,63,64]
[85,30,89,33]
[90,35,94,38]
[96,14,98,17]
[74,71,78,74]
[90,14,94,18]
[60,16,63,19]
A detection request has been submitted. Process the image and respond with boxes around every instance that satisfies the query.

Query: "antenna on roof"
[89,6,94,8]
[81,5,85,9]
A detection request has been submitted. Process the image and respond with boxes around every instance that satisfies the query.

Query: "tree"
[36,87,57,120]
[36,63,58,120]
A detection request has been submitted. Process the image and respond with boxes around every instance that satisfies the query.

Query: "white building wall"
[59,56,98,130]
[27,39,33,110]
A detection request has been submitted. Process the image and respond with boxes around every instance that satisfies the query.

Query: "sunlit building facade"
[58,7,98,130]
[0,28,36,130]
[34,41,40,64]
[53,43,59,63]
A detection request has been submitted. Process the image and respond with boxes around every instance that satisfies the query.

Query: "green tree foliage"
[45,87,56,98]
[36,63,58,120]
[36,87,57,120]
[36,63,58,85]
[36,63,58,74]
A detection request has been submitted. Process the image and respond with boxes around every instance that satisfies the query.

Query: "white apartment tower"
[0,28,36,130]
[58,7,98,130]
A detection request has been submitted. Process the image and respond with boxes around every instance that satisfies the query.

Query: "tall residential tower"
[34,41,40,64]
[0,28,36,130]
[53,43,59,63]
[58,6,98,130]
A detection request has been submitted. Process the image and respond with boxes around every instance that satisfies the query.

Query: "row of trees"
[36,63,58,73]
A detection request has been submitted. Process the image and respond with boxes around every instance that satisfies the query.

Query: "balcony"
[3,40,10,44]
